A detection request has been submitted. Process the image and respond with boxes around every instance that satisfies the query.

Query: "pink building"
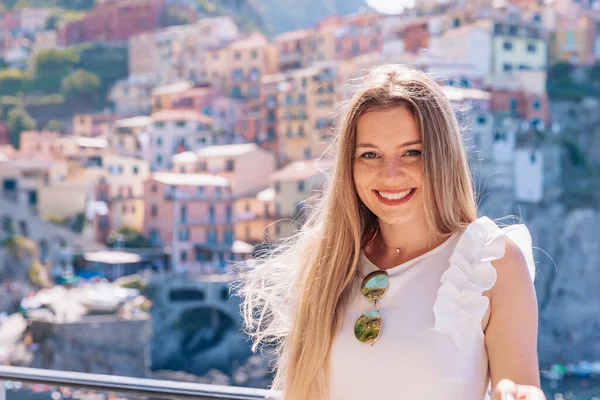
[143,172,241,271]
[334,12,382,60]
[19,131,62,159]
[57,0,168,46]
[0,123,9,147]
[490,90,548,124]
[404,21,430,54]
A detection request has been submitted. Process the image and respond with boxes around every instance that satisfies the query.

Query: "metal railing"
[0,366,277,400]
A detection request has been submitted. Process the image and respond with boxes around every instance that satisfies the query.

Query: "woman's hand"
[491,379,546,400]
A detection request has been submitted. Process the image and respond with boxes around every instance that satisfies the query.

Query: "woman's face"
[353,106,424,226]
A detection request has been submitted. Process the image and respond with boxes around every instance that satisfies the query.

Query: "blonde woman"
[236,65,544,400]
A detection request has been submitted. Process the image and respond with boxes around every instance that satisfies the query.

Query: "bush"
[61,68,101,100]
[0,69,27,96]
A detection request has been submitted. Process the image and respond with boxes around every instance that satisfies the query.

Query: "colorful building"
[143,172,240,272]
[234,187,276,245]
[263,62,337,163]
[171,143,277,196]
[149,109,216,171]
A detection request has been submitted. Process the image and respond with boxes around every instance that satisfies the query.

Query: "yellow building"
[263,62,337,163]
[150,81,194,113]
[171,143,277,196]
[550,15,597,65]
[204,32,279,108]
[234,187,277,244]
[269,158,333,241]
[491,18,547,74]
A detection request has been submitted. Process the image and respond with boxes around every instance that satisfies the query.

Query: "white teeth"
[378,189,413,200]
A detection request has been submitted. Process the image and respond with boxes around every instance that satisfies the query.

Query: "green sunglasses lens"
[354,310,382,344]
[360,270,389,301]
[355,270,389,344]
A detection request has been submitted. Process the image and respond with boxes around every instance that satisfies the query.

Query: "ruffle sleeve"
[430,216,536,348]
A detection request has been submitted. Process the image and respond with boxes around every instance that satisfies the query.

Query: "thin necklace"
[373,228,401,254]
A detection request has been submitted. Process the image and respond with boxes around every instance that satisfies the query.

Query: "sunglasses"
[354,269,389,345]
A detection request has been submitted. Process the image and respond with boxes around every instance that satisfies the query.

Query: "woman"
[236,65,544,400]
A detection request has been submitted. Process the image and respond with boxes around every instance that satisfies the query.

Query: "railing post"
[0,380,5,400]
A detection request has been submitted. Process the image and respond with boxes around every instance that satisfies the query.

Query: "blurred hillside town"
[0,0,600,397]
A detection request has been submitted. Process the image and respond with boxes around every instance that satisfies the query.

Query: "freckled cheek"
[353,164,376,197]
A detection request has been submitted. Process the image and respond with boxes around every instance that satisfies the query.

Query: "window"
[304,147,311,160]
[508,25,518,35]
[249,67,260,81]
[178,229,190,242]
[234,51,241,60]
[251,50,257,59]
[225,159,235,171]
[215,186,222,199]
[267,110,276,122]
[533,99,541,110]
[352,40,359,54]
[267,127,275,140]
[156,155,163,165]
[224,229,233,243]
[477,115,487,125]
[286,126,293,138]
[285,94,293,106]
[530,153,536,163]
[494,23,502,35]
[180,205,187,223]
[298,111,306,120]
[207,229,217,243]
[298,180,305,192]
[150,205,158,217]
[180,250,187,262]
[133,166,139,175]
[298,126,305,137]
[503,63,513,72]
[284,111,292,121]
[154,121,165,129]
[509,98,517,110]
[231,86,242,98]
[527,43,536,53]
[503,41,513,51]
[371,38,378,49]
[208,205,214,222]
[197,186,204,196]
[519,64,530,70]
[298,93,306,104]
[232,69,243,81]
[275,202,281,216]
[175,121,186,128]
[275,182,281,193]
[336,42,342,53]
[150,229,160,244]
[156,137,162,146]
[302,77,307,88]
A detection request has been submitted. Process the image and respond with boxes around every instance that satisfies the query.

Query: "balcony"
[0,365,275,400]
[182,217,234,226]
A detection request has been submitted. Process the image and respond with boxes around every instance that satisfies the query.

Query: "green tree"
[60,68,101,101]
[0,57,8,69]
[74,43,128,94]
[108,226,154,248]
[30,48,80,93]
[7,107,37,149]
[0,69,27,96]
[44,14,60,30]
[160,7,195,27]
[46,119,61,132]
[589,62,600,83]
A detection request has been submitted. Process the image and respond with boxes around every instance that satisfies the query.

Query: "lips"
[374,188,416,206]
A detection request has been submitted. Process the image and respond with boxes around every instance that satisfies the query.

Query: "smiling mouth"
[376,188,415,200]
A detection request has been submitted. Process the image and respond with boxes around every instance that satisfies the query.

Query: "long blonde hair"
[234,65,478,399]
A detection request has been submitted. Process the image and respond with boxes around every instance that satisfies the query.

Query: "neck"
[375,216,440,259]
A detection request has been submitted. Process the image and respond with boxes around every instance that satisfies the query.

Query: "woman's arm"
[485,237,541,390]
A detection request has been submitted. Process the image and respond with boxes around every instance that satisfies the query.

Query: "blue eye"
[360,152,378,159]
[405,150,422,156]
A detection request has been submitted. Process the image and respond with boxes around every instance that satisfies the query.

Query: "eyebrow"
[356,140,422,150]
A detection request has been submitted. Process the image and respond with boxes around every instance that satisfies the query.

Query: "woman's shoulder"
[456,216,536,281]
[430,216,536,347]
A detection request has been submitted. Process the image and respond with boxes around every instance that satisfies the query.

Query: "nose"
[379,157,407,181]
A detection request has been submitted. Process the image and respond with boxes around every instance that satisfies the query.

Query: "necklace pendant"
[396,248,400,254]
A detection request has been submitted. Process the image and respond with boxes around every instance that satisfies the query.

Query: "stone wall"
[29,314,152,378]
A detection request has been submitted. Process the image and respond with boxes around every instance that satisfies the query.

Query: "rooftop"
[151,172,230,187]
[442,85,491,102]
[151,109,215,124]
[114,116,152,129]
[194,143,259,158]
[271,158,334,182]
[152,81,194,96]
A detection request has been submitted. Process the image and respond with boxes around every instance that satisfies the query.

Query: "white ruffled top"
[329,217,536,400]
